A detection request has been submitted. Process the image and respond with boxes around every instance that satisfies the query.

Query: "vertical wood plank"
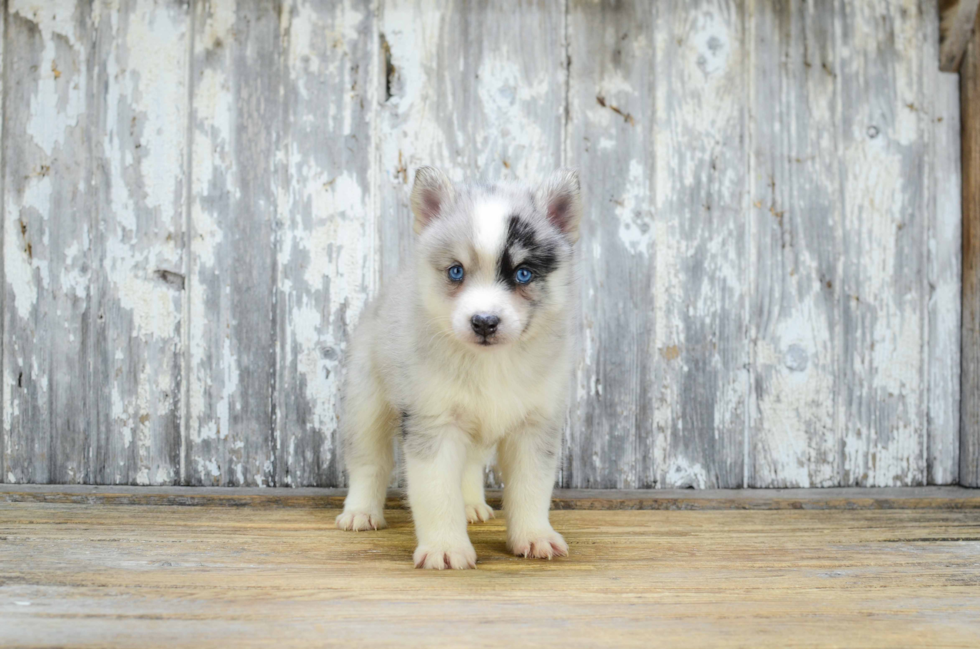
[0,0,5,483]
[91,0,189,485]
[3,1,96,484]
[746,0,842,487]
[652,0,748,488]
[378,0,566,485]
[961,8,980,487]
[89,0,190,484]
[275,0,377,487]
[837,0,928,486]
[187,0,281,486]
[2,1,189,486]
[564,0,655,488]
[927,33,962,482]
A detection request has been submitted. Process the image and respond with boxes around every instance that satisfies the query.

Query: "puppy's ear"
[410,167,455,234]
[537,169,582,244]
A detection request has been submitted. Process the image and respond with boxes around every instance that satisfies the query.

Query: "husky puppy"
[336,167,581,570]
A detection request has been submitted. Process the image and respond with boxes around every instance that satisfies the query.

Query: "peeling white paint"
[614,159,653,254]
[927,69,962,484]
[475,56,551,178]
[302,173,366,290]
[0,0,959,489]
[13,1,85,157]
[665,458,709,490]
[4,205,43,321]
[187,0,242,483]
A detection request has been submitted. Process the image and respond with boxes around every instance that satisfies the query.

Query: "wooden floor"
[2,488,980,648]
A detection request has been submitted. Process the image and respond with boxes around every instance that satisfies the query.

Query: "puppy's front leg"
[462,445,495,524]
[498,421,568,560]
[404,426,477,569]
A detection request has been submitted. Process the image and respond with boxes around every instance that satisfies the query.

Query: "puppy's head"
[411,167,581,349]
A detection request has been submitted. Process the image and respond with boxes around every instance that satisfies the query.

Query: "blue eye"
[515,268,532,284]
[448,264,465,282]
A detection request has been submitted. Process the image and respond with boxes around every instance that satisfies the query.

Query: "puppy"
[336,167,581,569]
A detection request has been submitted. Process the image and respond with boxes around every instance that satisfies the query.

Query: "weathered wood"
[186,0,281,486]
[377,0,566,486]
[3,0,96,484]
[961,9,980,487]
[0,0,965,490]
[928,58,963,483]
[652,0,748,488]
[2,1,189,486]
[3,503,980,647]
[0,0,5,483]
[747,0,841,488]
[92,0,189,485]
[3,483,980,510]
[564,1,655,488]
[275,0,377,488]
[744,1,959,489]
[939,0,980,71]
[5,2,95,483]
[837,0,930,486]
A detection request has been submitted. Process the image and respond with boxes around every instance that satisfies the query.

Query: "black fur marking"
[400,410,411,439]
[497,216,558,288]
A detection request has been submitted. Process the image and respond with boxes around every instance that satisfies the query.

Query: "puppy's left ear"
[410,167,455,235]
[537,169,582,244]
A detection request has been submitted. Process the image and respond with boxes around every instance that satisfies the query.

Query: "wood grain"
[0,0,965,489]
[91,0,190,485]
[652,0,748,488]
[928,44,963,484]
[1,0,188,485]
[2,0,96,484]
[0,0,5,483]
[747,0,841,488]
[962,8,980,487]
[564,0,656,488]
[186,0,281,486]
[275,0,377,488]
[939,0,980,71]
[2,500,979,647]
[838,0,930,486]
[3,483,980,510]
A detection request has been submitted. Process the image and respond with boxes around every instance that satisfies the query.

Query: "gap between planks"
[1,485,978,510]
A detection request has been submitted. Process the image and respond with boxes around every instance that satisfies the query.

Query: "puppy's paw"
[509,529,568,560]
[335,509,386,532]
[413,540,477,570]
[464,502,495,524]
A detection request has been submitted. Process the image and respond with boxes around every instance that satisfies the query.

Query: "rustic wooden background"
[0,0,964,489]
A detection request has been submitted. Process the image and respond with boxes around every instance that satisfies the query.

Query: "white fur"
[472,198,510,256]
[450,284,523,345]
[337,169,580,569]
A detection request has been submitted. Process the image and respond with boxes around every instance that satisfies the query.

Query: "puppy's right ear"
[537,169,583,244]
[410,167,455,234]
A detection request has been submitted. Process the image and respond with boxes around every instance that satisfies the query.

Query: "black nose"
[470,314,500,337]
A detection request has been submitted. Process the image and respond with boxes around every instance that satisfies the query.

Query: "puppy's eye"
[448,264,465,282]
[514,268,533,284]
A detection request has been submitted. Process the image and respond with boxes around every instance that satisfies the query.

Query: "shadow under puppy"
[336,167,582,569]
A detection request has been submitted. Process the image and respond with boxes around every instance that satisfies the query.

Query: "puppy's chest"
[424,359,549,442]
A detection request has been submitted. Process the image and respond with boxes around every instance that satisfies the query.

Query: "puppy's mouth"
[475,336,498,347]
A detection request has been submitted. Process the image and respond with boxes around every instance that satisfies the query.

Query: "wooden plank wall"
[961,7,980,487]
[0,0,965,488]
